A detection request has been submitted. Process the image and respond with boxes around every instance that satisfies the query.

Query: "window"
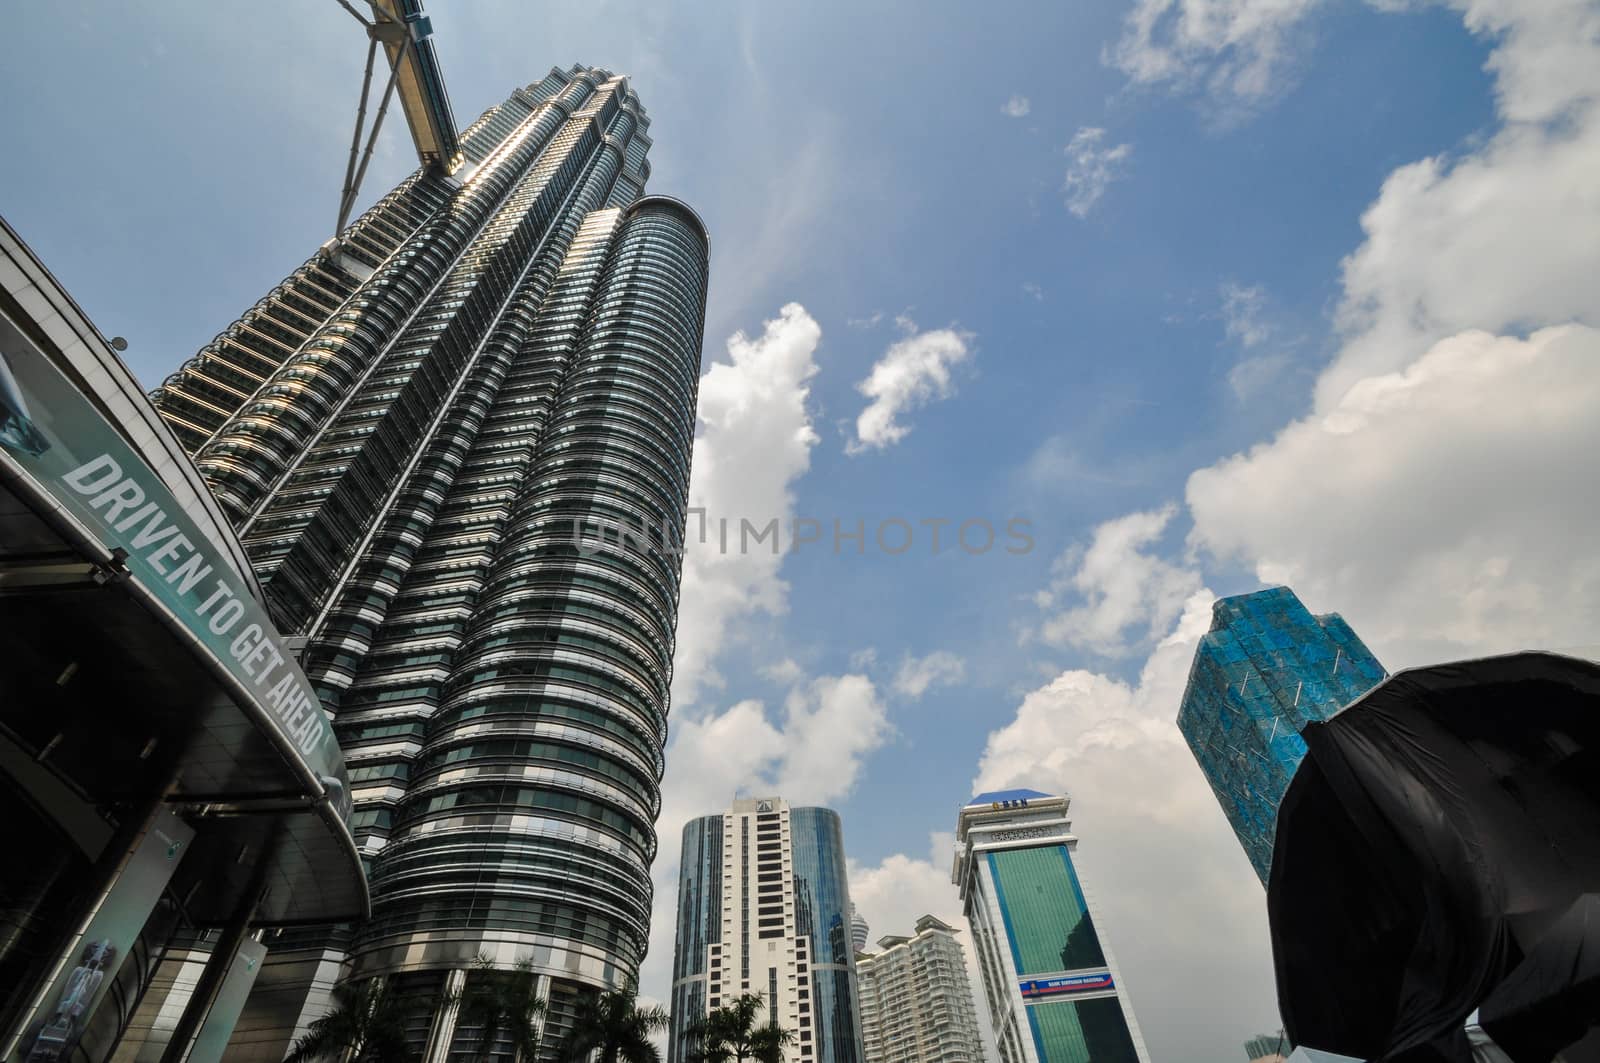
[987,846,1106,974]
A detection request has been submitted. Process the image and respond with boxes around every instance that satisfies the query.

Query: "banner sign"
[13,809,194,1063]
[1020,971,1116,1000]
[0,309,348,814]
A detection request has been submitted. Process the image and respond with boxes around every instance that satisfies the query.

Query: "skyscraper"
[1175,586,1384,884]
[1244,1031,1292,1063]
[953,790,1148,1063]
[854,914,984,1063]
[147,63,708,1058]
[669,797,867,1063]
[850,905,870,956]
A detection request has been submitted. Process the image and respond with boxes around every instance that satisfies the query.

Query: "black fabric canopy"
[1267,652,1600,1063]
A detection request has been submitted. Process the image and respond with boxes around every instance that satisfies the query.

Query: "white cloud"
[1226,353,1291,402]
[1322,99,1600,409]
[1190,324,1600,667]
[1220,283,1289,400]
[976,595,1283,1060]
[1001,94,1032,118]
[1220,282,1270,348]
[892,650,967,698]
[1022,281,1046,302]
[1063,127,1133,218]
[761,657,804,684]
[774,674,893,799]
[850,647,879,671]
[848,319,974,453]
[1106,0,1322,113]
[1036,504,1203,656]
[1107,0,1600,120]
[672,303,822,705]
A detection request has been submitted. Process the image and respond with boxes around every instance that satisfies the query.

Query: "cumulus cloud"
[1001,94,1032,118]
[1190,324,1600,667]
[672,303,822,705]
[1035,505,1204,656]
[775,674,893,798]
[892,650,967,698]
[1322,99,1600,409]
[1063,127,1133,217]
[977,595,1284,1060]
[848,319,974,453]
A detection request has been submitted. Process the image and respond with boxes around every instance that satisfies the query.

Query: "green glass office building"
[953,791,1149,1063]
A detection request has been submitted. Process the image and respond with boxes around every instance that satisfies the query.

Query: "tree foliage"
[284,978,413,1063]
[684,993,797,1063]
[558,978,670,1063]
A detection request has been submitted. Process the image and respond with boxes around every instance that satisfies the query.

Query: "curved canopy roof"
[0,216,366,925]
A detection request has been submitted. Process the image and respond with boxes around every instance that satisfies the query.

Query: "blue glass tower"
[1176,586,1385,884]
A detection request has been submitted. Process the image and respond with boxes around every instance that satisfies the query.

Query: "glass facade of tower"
[146,63,708,1060]
[791,808,862,1063]
[954,791,1150,1063]
[987,848,1138,1063]
[1176,586,1385,884]
[669,801,866,1063]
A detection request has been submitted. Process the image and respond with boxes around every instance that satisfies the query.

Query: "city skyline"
[7,0,1600,1058]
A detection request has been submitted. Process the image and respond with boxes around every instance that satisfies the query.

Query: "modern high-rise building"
[1176,586,1385,884]
[1244,1031,1292,1063]
[850,905,870,956]
[953,790,1148,1063]
[669,797,867,1063]
[854,915,984,1063]
[143,62,709,1059]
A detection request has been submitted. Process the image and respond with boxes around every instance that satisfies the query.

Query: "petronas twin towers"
[152,64,708,1056]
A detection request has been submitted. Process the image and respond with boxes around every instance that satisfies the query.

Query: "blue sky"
[7,1,1600,1060]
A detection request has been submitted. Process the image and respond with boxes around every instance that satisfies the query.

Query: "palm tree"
[284,978,412,1062]
[557,979,670,1063]
[748,1022,796,1063]
[685,993,795,1063]
[454,956,547,1063]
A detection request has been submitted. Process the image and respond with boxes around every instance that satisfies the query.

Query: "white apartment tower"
[855,915,985,1063]
[670,797,867,1063]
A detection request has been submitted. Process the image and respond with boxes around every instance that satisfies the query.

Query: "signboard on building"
[1019,971,1117,1000]
[0,309,349,816]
